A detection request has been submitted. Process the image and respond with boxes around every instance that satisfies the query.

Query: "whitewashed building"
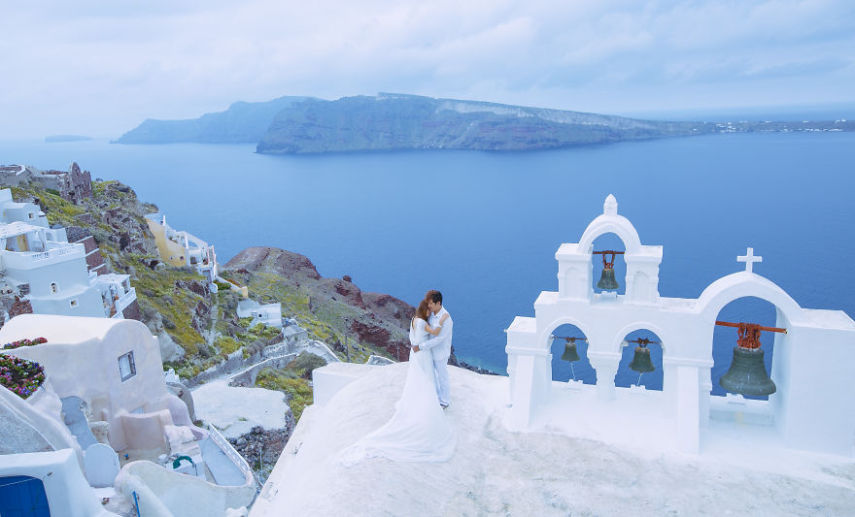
[0,315,257,515]
[0,188,137,323]
[237,299,283,328]
[0,188,49,226]
[145,213,218,283]
[0,221,104,317]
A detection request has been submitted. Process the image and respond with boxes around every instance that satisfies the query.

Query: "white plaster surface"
[115,459,255,517]
[251,364,855,517]
[192,379,289,439]
[83,442,121,488]
[0,448,118,516]
[506,194,855,455]
[0,314,202,453]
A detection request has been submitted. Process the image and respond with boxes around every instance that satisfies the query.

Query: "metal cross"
[737,247,762,273]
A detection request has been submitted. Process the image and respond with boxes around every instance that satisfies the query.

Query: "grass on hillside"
[255,353,327,420]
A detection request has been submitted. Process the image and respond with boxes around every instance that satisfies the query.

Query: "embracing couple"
[411,289,453,409]
[339,289,456,465]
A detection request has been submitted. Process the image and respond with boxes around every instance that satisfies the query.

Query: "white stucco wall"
[115,460,256,517]
[506,195,855,456]
[0,315,199,452]
[0,379,80,457]
[0,448,118,517]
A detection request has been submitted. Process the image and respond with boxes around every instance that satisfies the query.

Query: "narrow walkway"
[199,436,246,486]
[61,396,97,450]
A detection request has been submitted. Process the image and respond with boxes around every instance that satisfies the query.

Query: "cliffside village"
[0,163,318,515]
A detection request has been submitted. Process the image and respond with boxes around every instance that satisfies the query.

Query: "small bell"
[628,346,655,373]
[561,340,581,362]
[597,267,619,290]
[719,347,776,396]
[595,250,620,291]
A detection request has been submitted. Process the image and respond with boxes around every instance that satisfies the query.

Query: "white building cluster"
[0,315,256,515]
[0,189,138,325]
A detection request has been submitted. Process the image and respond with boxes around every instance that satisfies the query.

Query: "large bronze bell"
[629,346,655,373]
[561,341,581,362]
[597,266,619,291]
[720,346,776,396]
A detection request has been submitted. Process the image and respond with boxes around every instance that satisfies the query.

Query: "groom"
[414,289,453,409]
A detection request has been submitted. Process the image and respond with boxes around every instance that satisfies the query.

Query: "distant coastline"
[114,93,855,155]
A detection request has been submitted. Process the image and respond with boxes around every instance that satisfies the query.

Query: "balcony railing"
[2,244,85,270]
[114,287,137,314]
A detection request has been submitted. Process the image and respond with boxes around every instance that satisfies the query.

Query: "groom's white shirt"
[422,306,452,357]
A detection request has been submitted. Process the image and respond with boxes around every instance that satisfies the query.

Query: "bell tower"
[556,194,662,304]
[505,194,855,456]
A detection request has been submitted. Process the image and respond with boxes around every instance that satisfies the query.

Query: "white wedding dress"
[339,318,456,464]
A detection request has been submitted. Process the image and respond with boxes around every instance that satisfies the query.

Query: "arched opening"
[711,296,780,400]
[590,232,627,295]
[549,323,596,385]
[614,329,664,391]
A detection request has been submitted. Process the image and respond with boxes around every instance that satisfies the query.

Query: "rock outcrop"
[224,247,415,361]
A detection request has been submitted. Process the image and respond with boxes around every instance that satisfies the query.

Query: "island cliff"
[256,93,716,154]
[115,96,312,144]
[117,92,855,153]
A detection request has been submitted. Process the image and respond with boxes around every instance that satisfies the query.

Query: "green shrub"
[216,336,240,357]
[291,353,328,379]
[255,368,313,420]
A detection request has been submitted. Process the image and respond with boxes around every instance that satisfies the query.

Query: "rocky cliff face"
[223,247,415,361]
[115,96,313,144]
[255,93,715,154]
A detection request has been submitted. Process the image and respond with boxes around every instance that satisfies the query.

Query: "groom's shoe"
[440,403,449,410]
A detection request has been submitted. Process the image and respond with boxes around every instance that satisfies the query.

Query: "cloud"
[1,0,854,138]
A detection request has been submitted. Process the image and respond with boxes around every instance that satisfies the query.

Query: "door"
[0,475,51,516]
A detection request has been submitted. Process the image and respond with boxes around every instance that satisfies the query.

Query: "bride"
[340,299,456,464]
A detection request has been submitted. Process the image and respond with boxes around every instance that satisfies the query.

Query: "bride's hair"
[414,299,431,326]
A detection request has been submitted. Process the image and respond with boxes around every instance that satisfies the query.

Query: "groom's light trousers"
[433,357,451,406]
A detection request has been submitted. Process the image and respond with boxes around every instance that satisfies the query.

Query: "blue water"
[2,133,854,391]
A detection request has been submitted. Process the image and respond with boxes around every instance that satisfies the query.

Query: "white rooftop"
[251,364,855,516]
[0,314,128,344]
[0,221,46,239]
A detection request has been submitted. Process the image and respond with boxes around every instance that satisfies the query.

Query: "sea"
[2,123,854,394]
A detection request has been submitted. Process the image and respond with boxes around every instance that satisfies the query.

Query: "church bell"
[719,346,776,396]
[597,267,619,291]
[628,346,655,373]
[595,250,622,291]
[561,340,581,362]
[716,321,782,397]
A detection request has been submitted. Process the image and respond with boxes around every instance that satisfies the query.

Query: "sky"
[1,0,854,138]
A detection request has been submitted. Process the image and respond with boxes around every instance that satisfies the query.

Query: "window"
[69,299,78,308]
[28,212,34,219]
[118,351,136,381]
[50,282,58,294]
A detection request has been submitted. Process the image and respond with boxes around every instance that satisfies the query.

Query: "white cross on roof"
[737,247,762,273]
